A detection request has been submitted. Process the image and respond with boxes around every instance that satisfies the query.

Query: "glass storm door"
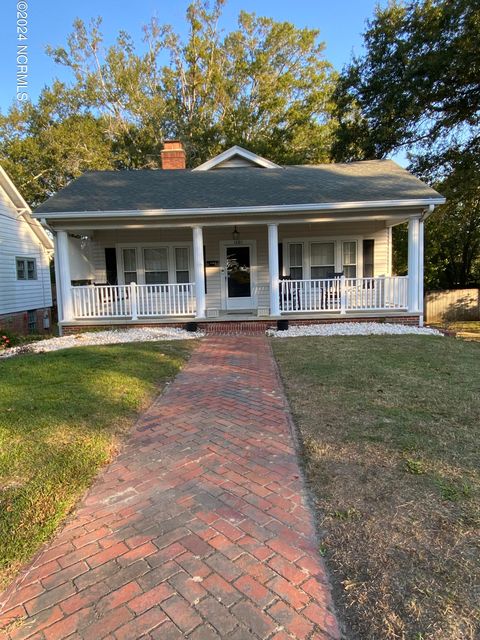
[224,245,254,310]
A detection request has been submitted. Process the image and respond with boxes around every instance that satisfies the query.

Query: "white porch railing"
[279,276,408,313]
[71,277,408,319]
[72,283,196,319]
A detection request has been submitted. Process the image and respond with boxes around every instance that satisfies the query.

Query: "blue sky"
[2,1,405,159]
[1,0,389,109]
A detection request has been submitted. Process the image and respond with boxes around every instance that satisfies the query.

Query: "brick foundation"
[61,315,420,336]
[0,308,52,336]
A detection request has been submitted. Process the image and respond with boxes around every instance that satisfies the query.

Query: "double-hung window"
[363,239,374,278]
[343,242,357,278]
[144,248,169,284]
[288,244,303,280]
[120,245,192,285]
[310,243,335,279]
[174,247,190,283]
[16,257,37,280]
[122,248,138,284]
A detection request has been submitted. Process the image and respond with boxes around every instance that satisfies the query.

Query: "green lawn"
[0,341,195,589]
[273,336,480,640]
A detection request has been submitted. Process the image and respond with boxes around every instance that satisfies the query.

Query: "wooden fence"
[425,288,480,322]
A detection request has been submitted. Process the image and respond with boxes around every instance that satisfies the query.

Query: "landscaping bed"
[0,327,202,358]
[273,335,479,640]
[0,341,195,589]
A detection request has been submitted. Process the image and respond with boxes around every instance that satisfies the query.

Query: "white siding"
[82,221,390,312]
[0,186,52,315]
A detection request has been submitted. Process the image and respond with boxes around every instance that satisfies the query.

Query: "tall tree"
[0,0,336,206]
[332,0,480,288]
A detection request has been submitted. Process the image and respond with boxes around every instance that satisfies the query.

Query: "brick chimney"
[161,140,186,170]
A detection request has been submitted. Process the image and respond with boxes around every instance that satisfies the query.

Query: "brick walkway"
[0,337,340,640]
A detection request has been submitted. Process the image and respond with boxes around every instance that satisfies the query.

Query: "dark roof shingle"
[35,160,443,214]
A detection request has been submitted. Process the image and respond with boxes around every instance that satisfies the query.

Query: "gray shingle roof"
[35,160,443,214]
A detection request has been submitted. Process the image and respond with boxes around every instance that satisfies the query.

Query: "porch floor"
[62,310,419,326]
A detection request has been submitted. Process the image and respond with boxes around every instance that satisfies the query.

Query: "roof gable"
[193,145,281,171]
[0,165,53,250]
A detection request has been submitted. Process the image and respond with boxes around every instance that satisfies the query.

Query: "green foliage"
[405,458,426,475]
[332,0,480,288]
[424,148,480,288]
[0,1,336,206]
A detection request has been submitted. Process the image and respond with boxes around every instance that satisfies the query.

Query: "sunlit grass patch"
[0,341,195,589]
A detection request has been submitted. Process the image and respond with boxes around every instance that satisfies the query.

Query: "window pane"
[176,270,190,284]
[289,243,303,267]
[175,248,189,271]
[311,266,334,279]
[311,242,334,265]
[27,310,36,333]
[124,271,137,284]
[16,259,25,280]
[123,248,136,272]
[290,266,303,280]
[145,271,168,284]
[344,265,357,278]
[144,248,168,271]
[27,260,36,280]
[343,242,357,265]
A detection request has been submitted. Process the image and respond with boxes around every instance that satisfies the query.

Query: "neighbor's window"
[175,247,190,283]
[122,248,137,283]
[288,244,303,280]
[143,247,168,284]
[27,309,37,333]
[16,257,37,280]
[343,242,357,278]
[310,242,335,279]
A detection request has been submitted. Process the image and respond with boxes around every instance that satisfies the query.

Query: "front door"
[222,244,256,310]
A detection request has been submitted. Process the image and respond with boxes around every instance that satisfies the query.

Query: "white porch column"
[53,233,63,325]
[56,230,74,322]
[192,226,206,319]
[407,216,420,313]
[268,224,281,316]
[418,218,425,325]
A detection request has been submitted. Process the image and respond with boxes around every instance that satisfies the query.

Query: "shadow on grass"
[0,340,196,587]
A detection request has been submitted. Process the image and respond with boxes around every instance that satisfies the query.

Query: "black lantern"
[232,225,240,244]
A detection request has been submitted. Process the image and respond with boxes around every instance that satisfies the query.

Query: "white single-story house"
[0,166,53,335]
[33,143,445,333]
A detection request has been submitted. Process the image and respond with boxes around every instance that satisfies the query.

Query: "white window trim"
[16,256,38,281]
[283,236,364,279]
[116,242,193,285]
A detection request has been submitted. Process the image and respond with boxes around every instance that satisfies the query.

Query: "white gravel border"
[266,322,443,338]
[0,327,204,358]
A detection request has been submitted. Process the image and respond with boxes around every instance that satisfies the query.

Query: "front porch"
[69,275,410,321]
[54,215,425,329]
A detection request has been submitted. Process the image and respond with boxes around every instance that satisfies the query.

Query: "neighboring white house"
[0,166,53,335]
[33,143,445,333]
